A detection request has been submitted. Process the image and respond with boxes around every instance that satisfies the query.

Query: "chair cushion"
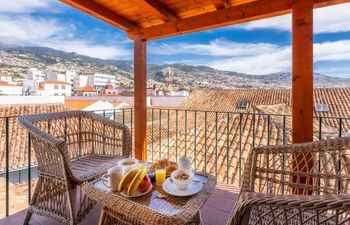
[69,154,126,182]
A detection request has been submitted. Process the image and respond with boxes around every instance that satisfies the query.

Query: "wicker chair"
[227,137,350,225]
[18,111,132,225]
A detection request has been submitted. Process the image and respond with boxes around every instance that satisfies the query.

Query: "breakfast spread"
[149,159,178,175]
[108,158,200,197]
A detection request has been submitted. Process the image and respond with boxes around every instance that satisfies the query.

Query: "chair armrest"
[229,192,350,225]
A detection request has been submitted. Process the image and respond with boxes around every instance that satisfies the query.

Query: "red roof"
[75,86,96,92]
[64,100,98,110]
[0,73,11,77]
[41,80,69,85]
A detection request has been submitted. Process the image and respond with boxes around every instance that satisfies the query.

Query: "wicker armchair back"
[18,111,132,225]
[242,137,350,196]
[228,137,350,225]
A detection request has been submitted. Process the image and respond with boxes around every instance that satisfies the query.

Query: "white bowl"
[170,169,194,190]
[118,158,138,173]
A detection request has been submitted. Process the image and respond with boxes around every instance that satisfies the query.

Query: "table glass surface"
[92,166,209,216]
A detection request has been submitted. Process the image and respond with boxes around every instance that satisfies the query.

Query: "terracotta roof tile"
[0,81,21,87]
[75,86,96,92]
[64,100,98,110]
[41,80,69,85]
[0,73,11,77]
[0,104,69,171]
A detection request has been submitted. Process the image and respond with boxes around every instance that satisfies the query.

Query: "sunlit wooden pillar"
[292,0,314,194]
[134,39,147,160]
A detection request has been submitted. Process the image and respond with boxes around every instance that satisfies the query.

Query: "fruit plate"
[120,183,153,198]
[162,177,203,197]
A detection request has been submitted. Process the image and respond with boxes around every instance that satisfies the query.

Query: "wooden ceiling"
[61,0,350,40]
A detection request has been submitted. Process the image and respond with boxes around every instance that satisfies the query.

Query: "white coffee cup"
[102,166,124,191]
[179,156,192,170]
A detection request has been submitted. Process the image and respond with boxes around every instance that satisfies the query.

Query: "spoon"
[154,190,167,199]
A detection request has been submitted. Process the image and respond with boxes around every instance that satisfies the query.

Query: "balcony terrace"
[1,87,350,224]
[2,0,350,224]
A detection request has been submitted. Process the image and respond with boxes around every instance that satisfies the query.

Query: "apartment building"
[26,68,45,82]
[94,73,116,89]
[38,80,72,96]
[0,73,12,83]
[0,82,22,95]
[73,74,94,89]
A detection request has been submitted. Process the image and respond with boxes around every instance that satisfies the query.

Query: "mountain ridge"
[1,45,349,89]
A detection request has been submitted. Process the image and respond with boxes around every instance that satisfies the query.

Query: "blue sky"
[0,0,350,77]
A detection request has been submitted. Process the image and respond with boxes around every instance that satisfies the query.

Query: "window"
[237,100,249,109]
[62,85,65,89]
[314,103,329,112]
[54,85,59,89]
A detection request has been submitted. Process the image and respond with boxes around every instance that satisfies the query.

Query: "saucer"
[162,177,203,197]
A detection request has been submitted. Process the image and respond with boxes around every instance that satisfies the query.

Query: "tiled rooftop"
[0,183,239,225]
[0,104,69,171]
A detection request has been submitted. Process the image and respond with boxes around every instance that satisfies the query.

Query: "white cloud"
[315,40,350,62]
[0,14,132,60]
[0,0,62,13]
[43,39,132,59]
[151,39,350,75]
[0,16,66,45]
[149,39,279,57]
[233,3,350,34]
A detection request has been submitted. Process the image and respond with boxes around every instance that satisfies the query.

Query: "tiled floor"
[0,183,239,225]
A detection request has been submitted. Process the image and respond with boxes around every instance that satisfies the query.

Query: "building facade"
[38,80,72,96]
[26,68,45,82]
[94,73,116,88]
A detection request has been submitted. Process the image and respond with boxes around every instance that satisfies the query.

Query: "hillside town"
[0,68,189,98]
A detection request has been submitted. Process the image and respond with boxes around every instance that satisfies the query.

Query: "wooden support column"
[134,39,147,160]
[292,0,314,194]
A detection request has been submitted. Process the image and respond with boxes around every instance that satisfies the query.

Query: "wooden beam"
[211,0,230,10]
[291,0,314,194]
[60,0,139,31]
[129,0,293,40]
[134,39,147,161]
[134,0,178,21]
[292,0,313,144]
[129,0,350,40]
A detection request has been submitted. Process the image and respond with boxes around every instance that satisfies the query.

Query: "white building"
[66,70,76,85]
[27,68,45,82]
[46,70,66,82]
[94,73,116,88]
[74,86,97,96]
[47,69,76,85]
[74,74,94,89]
[0,82,22,95]
[0,73,12,83]
[38,80,72,96]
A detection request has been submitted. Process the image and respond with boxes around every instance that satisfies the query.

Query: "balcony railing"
[0,108,349,218]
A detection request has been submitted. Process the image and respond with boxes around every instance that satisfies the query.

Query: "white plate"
[120,183,153,198]
[162,177,203,197]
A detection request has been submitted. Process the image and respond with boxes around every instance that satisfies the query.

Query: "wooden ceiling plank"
[134,0,178,21]
[130,0,293,40]
[60,0,139,31]
[129,0,350,40]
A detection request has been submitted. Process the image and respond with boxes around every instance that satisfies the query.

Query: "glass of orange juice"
[155,169,166,186]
